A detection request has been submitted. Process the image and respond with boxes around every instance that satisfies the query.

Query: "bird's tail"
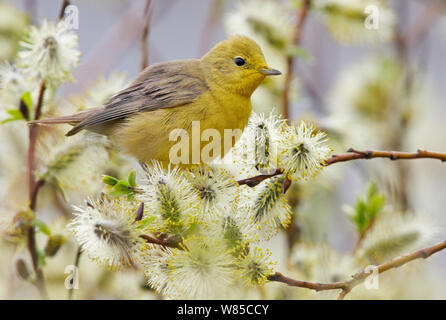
[28,109,97,135]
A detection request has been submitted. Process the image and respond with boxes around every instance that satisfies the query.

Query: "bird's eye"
[234,57,246,66]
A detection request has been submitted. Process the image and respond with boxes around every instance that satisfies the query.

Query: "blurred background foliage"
[1,0,446,299]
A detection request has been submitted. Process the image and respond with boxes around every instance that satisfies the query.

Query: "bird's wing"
[66,60,208,136]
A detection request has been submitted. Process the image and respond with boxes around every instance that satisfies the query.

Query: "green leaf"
[137,216,156,229]
[1,109,24,124]
[113,180,131,191]
[366,182,378,200]
[354,200,367,233]
[103,173,139,198]
[102,175,120,186]
[32,219,51,236]
[128,170,136,187]
[367,194,385,218]
[7,109,23,118]
[107,180,132,197]
[346,182,386,236]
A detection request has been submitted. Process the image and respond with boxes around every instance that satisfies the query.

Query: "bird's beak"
[258,68,282,76]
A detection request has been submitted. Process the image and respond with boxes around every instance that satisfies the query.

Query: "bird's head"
[201,35,281,97]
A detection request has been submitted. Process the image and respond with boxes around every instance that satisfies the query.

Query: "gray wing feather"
[66,60,208,136]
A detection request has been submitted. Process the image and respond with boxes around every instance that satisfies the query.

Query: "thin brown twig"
[281,0,311,120]
[141,0,152,70]
[237,148,446,187]
[26,81,48,299]
[27,83,45,196]
[268,240,446,299]
[27,82,45,200]
[353,217,376,254]
[237,168,283,188]
[30,180,45,211]
[140,234,182,250]
[391,1,446,210]
[324,148,446,165]
[26,0,71,299]
[26,227,47,298]
[268,272,348,292]
[58,0,71,20]
[25,2,74,299]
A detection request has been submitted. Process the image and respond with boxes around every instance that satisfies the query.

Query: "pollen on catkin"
[278,121,332,181]
[69,196,143,269]
[18,19,80,85]
[137,161,201,235]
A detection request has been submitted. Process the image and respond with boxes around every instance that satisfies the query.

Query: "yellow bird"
[31,35,281,166]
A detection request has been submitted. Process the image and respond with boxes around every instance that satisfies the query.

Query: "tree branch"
[281,0,311,120]
[237,148,446,187]
[325,148,446,165]
[58,0,71,20]
[30,179,45,211]
[268,240,446,299]
[27,82,46,200]
[26,81,48,299]
[141,0,152,70]
[237,168,283,188]
[140,234,182,250]
[26,0,72,299]
[353,216,376,254]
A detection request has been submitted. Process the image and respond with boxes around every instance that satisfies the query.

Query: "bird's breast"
[111,90,252,166]
[205,87,252,130]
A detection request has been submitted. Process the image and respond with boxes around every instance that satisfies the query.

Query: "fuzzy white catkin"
[18,19,80,85]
